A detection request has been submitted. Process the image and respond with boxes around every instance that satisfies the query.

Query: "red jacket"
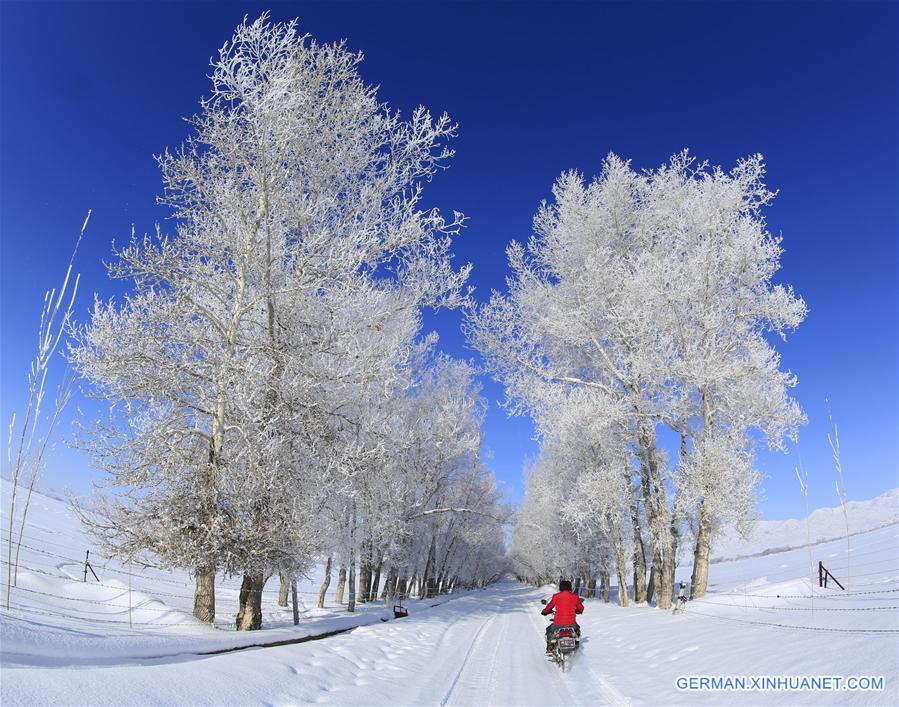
[541,590,584,625]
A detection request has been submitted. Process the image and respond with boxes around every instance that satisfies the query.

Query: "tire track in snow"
[441,610,510,706]
[526,607,581,704]
[527,600,631,706]
[575,645,632,706]
[438,612,500,706]
[439,583,631,706]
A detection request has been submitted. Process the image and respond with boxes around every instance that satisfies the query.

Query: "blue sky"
[1,1,896,519]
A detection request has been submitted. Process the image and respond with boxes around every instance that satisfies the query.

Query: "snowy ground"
[708,487,898,561]
[2,481,897,705]
[0,478,462,662]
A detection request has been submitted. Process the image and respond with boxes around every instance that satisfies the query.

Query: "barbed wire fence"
[674,550,899,636]
[3,515,898,636]
[0,517,433,632]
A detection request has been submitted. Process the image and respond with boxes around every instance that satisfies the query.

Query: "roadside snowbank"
[0,478,464,664]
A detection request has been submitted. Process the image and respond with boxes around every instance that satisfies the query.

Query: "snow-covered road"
[3,481,896,707]
[3,482,896,705]
[399,581,628,706]
[3,581,630,706]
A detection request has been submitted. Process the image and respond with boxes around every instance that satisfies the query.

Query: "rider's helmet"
[559,579,572,592]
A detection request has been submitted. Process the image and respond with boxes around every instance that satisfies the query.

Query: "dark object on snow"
[393,604,408,619]
[544,623,580,671]
[818,561,845,590]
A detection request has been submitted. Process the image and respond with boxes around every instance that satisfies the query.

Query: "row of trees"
[71,15,506,630]
[468,152,806,607]
[62,14,805,625]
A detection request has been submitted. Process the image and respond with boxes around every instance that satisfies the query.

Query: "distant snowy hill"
[710,488,899,561]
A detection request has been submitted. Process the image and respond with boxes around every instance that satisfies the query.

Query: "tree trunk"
[421,534,437,599]
[381,566,397,600]
[348,557,356,613]
[629,492,647,603]
[669,429,687,593]
[370,560,382,601]
[335,566,347,605]
[691,393,714,600]
[436,535,458,593]
[585,578,596,599]
[396,576,408,600]
[318,556,332,609]
[197,222,251,627]
[278,573,289,608]
[358,552,372,604]
[573,576,582,596]
[193,564,216,624]
[691,500,712,599]
[348,505,358,611]
[614,541,630,607]
[236,572,269,631]
[599,570,611,603]
[669,509,680,594]
[638,421,674,609]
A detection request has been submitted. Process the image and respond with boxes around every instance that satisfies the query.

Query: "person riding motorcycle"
[541,579,584,655]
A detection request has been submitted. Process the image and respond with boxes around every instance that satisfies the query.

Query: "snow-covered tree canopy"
[71,14,505,629]
[472,152,805,604]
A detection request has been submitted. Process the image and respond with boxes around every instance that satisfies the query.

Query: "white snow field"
[2,480,897,706]
[709,487,899,561]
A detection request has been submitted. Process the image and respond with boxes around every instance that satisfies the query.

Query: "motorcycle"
[540,599,580,671]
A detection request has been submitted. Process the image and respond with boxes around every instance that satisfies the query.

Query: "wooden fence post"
[818,561,845,591]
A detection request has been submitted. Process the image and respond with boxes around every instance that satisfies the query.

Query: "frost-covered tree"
[389,355,507,598]
[509,399,635,606]
[72,14,470,628]
[469,155,680,606]
[475,152,804,607]
[637,153,806,597]
[311,351,508,610]
[510,459,576,586]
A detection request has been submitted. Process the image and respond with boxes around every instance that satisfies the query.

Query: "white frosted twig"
[794,451,813,610]
[4,211,88,610]
[827,401,850,591]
